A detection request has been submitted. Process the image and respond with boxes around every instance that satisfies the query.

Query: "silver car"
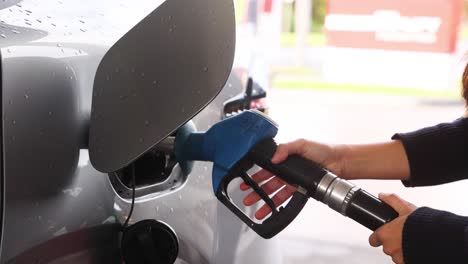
[0,0,280,263]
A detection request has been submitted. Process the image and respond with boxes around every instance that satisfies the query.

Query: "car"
[0,0,281,263]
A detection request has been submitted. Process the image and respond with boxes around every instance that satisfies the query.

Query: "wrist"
[329,143,350,178]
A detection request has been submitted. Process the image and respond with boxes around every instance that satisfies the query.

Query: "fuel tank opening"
[114,145,177,188]
[108,121,196,199]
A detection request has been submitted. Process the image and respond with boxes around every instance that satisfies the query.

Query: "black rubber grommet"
[121,219,179,264]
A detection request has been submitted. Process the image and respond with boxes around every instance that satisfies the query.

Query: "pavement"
[269,88,466,264]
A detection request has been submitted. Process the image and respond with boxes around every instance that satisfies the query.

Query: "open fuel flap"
[87,0,236,263]
[88,0,236,175]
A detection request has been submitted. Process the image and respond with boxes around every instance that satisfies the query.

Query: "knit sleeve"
[392,117,468,187]
[403,207,468,264]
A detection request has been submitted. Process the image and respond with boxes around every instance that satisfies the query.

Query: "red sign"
[263,0,273,13]
[325,0,463,53]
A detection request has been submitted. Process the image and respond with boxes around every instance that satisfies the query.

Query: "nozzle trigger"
[240,172,279,215]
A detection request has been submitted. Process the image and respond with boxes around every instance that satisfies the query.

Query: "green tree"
[312,0,326,31]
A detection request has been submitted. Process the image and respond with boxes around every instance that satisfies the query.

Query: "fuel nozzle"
[165,110,398,238]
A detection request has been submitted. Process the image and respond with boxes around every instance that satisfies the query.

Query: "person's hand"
[240,139,346,219]
[369,193,417,264]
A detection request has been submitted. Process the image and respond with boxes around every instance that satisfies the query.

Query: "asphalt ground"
[269,89,466,264]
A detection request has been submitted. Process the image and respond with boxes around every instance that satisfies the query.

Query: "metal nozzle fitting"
[313,172,360,215]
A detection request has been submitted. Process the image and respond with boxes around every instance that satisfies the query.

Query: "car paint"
[0,0,281,263]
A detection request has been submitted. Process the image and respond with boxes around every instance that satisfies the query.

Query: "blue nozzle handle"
[174,110,279,192]
[175,132,211,162]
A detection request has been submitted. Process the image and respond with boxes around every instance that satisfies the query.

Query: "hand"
[369,193,417,264]
[240,139,345,219]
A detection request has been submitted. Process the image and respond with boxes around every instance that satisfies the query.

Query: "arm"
[402,207,468,263]
[339,141,410,181]
[393,117,468,187]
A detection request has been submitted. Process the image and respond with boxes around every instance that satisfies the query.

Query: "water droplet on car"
[79,20,85,24]
[156,206,159,212]
[8,100,12,105]
[144,120,150,127]
[1,34,6,38]
[11,29,20,34]
[170,208,174,213]
[36,19,42,23]
[24,94,29,100]
[48,111,53,116]
[168,15,172,20]
[51,23,56,27]
[203,67,208,72]
[106,75,110,81]
[178,194,182,200]
[80,28,86,32]
[57,43,62,47]
[169,27,173,33]
[140,72,145,78]
[11,120,16,125]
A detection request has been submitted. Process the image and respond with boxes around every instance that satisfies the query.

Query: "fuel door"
[89,0,236,173]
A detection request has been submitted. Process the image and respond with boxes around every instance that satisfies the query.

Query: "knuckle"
[392,255,404,264]
[295,138,307,145]
[382,246,392,255]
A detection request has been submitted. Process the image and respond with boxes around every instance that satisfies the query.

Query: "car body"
[0,0,281,263]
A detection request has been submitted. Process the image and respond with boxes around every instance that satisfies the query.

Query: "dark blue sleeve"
[403,207,468,264]
[392,117,468,187]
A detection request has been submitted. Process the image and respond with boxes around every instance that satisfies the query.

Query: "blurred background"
[232,0,468,263]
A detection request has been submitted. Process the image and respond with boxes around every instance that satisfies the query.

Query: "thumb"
[378,193,411,215]
[271,144,289,164]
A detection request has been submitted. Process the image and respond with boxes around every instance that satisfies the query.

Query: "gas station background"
[234,0,468,95]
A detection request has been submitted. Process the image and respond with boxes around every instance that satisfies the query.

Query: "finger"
[243,191,260,206]
[369,232,382,247]
[391,253,404,264]
[261,177,287,195]
[272,139,309,163]
[379,193,415,215]
[271,144,289,164]
[255,186,296,220]
[243,177,286,205]
[240,169,274,191]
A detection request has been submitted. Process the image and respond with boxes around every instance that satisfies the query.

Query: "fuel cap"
[121,220,179,264]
